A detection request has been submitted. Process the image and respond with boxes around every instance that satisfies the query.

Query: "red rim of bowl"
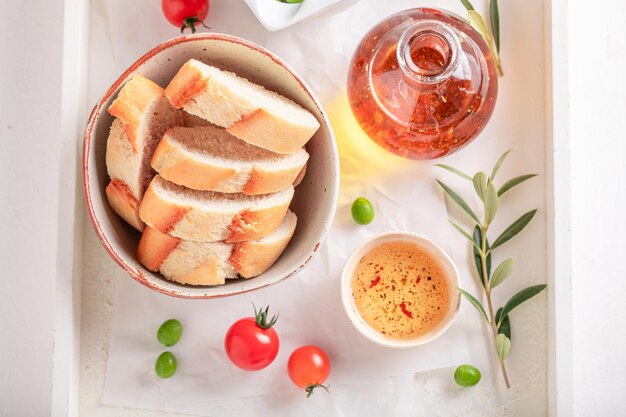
[82,33,339,299]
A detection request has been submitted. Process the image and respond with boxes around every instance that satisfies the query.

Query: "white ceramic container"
[341,231,461,348]
[244,0,358,31]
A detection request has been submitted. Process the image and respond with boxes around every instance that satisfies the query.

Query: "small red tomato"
[288,345,331,397]
[161,0,209,33]
[224,305,279,371]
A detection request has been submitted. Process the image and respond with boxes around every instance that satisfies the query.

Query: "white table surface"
[0,0,624,416]
[83,0,549,415]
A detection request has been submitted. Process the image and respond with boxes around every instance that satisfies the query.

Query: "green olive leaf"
[473,226,491,287]
[490,0,500,52]
[449,220,481,252]
[490,258,515,288]
[436,180,480,225]
[497,284,547,327]
[484,180,499,225]
[436,164,473,181]
[460,0,475,11]
[458,288,489,322]
[495,333,511,362]
[495,307,511,340]
[490,209,537,250]
[473,172,488,201]
[466,6,503,76]
[498,174,537,197]
[491,149,512,180]
[468,11,492,46]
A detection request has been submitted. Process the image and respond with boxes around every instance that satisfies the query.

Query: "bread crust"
[151,129,308,195]
[164,60,207,109]
[226,207,287,243]
[138,176,292,242]
[151,134,239,191]
[226,108,316,155]
[164,60,320,154]
[137,227,225,285]
[136,212,296,285]
[108,75,164,152]
[138,183,191,234]
[106,118,144,202]
[230,227,295,278]
[178,261,224,285]
[243,163,304,195]
[106,75,183,232]
[136,226,180,271]
[105,180,144,231]
[292,162,307,187]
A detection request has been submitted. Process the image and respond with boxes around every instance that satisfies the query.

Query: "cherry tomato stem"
[305,383,330,398]
[181,17,209,34]
[254,304,279,329]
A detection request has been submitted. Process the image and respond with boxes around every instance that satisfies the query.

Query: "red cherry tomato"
[288,346,331,397]
[161,0,209,33]
[224,306,279,371]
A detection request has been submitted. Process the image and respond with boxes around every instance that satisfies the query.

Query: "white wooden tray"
[54,0,571,415]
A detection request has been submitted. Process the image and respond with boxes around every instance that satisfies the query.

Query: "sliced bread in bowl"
[164,59,320,154]
[138,175,294,242]
[137,210,297,285]
[105,75,182,230]
[293,162,307,187]
[182,111,213,127]
[151,125,309,194]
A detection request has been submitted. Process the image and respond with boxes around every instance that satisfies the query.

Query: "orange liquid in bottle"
[348,8,498,160]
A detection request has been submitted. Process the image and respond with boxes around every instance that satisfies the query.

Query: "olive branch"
[437,150,547,388]
[459,0,503,76]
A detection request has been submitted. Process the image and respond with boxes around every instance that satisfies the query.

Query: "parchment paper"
[98,0,482,415]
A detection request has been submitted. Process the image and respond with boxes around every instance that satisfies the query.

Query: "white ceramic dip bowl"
[341,232,461,348]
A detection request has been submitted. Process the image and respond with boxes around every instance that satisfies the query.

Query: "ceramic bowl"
[83,33,339,299]
[244,0,359,31]
[340,232,461,348]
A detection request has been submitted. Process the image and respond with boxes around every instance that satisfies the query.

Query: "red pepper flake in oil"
[369,275,381,288]
[416,275,421,284]
[399,302,413,319]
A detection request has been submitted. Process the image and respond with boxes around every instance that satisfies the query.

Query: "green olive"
[157,319,183,347]
[155,351,177,379]
[454,364,481,387]
[351,197,374,225]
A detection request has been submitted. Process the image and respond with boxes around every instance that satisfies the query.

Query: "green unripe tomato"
[351,197,374,225]
[155,351,177,379]
[454,364,481,387]
[157,319,183,347]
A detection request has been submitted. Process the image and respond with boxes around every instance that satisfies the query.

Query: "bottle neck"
[397,20,461,85]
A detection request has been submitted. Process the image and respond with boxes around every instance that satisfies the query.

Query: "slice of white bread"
[164,59,320,154]
[293,163,307,187]
[105,75,182,230]
[151,125,309,194]
[137,210,297,285]
[182,111,213,127]
[138,175,294,242]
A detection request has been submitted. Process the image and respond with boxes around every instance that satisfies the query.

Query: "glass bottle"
[347,8,498,160]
